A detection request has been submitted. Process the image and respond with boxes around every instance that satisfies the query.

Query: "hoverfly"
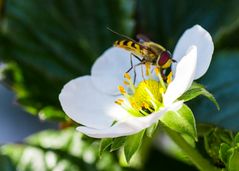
[108,28,176,83]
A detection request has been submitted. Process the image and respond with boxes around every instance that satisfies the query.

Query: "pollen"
[123,80,130,85]
[154,67,160,75]
[130,101,140,110]
[167,71,173,84]
[142,102,150,110]
[124,73,131,80]
[115,99,124,105]
[118,85,126,94]
[117,64,168,117]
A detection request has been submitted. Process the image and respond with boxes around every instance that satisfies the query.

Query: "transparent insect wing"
[136,34,151,43]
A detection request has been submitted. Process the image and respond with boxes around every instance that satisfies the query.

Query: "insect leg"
[132,54,142,62]
[125,53,142,73]
[125,53,143,84]
[131,54,144,83]
[125,53,134,73]
[132,62,145,84]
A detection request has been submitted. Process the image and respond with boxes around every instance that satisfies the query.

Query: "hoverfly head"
[157,50,173,68]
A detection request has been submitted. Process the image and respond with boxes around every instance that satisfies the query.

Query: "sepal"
[160,104,197,141]
[179,82,220,110]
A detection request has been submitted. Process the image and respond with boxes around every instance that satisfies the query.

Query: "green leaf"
[197,123,215,137]
[25,128,75,150]
[234,132,239,144]
[111,137,126,152]
[217,132,239,170]
[179,82,220,110]
[146,122,158,138]
[203,127,234,164]
[99,138,112,157]
[1,128,131,171]
[160,104,197,141]
[0,0,135,120]
[1,144,91,171]
[182,134,196,148]
[124,130,145,163]
[228,148,239,171]
[219,143,231,164]
[38,106,67,121]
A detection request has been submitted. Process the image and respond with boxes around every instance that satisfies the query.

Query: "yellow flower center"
[129,80,164,112]
[115,64,173,117]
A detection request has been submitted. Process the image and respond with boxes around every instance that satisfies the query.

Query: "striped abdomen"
[114,40,143,57]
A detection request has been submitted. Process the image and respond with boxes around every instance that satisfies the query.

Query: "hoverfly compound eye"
[157,50,172,66]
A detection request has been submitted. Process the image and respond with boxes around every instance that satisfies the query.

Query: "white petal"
[164,46,197,106]
[91,47,142,95]
[173,25,214,79]
[59,76,129,129]
[76,102,183,138]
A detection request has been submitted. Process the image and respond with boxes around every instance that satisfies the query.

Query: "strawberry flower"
[59,25,214,138]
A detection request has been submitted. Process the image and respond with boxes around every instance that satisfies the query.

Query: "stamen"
[145,62,151,76]
[139,109,149,116]
[123,102,143,117]
[144,87,160,109]
[123,80,130,85]
[115,99,124,105]
[130,101,140,110]
[167,71,173,84]
[154,67,160,75]
[154,67,166,90]
[142,102,154,113]
[115,98,141,116]
[117,71,166,118]
[159,87,165,94]
[123,73,135,93]
[124,73,131,80]
[142,102,149,109]
[118,85,126,95]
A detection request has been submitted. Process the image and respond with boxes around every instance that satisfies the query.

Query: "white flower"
[59,25,214,138]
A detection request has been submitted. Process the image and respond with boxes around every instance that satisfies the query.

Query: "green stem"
[161,124,220,171]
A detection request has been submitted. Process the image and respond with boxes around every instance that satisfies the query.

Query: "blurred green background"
[0,0,239,170]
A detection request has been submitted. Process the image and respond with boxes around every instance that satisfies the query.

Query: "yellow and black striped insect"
[114,39,174,69]
[108,28,176,82]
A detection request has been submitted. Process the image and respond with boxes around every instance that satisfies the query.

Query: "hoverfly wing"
[136,34,151,43]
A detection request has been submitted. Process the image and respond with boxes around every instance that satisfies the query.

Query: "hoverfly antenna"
[172,59,177,63]
[106,27,137,43]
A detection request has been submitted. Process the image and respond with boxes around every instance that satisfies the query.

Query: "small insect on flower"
[59,25,215,139]
[108,28,176,83]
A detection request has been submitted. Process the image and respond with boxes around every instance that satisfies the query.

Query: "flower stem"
[161,123,220,171]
